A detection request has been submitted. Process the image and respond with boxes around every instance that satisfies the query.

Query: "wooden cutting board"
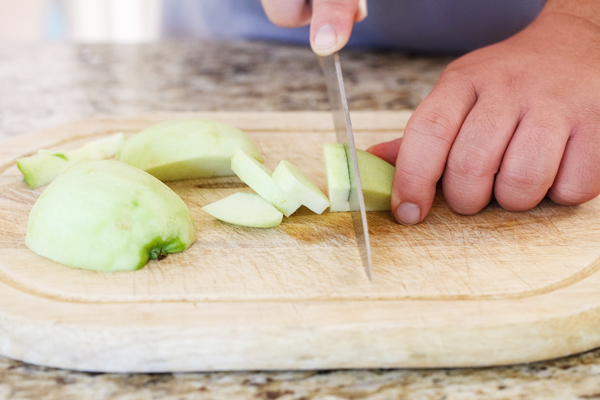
[1,111,600,372]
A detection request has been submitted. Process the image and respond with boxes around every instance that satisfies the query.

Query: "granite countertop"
[1,40,600,399]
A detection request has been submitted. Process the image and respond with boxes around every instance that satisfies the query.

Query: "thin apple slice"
[323,143,351,212]
[117,119,263,181]
[202,192,283,228]
[347,146,395,211]
[231,148,301,217]
[26,160,196,272]
[17,132,125,189]
[272,160,330,214]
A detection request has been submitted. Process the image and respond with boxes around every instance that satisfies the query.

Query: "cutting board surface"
[1,111,600,372]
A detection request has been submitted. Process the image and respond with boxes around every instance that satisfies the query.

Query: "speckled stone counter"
[1,40,600,399]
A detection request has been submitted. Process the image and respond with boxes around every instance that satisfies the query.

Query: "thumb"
[310,0,362,56]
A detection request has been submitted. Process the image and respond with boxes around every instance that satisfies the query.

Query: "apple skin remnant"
[25,160,196,272]
[117,119,263,181]
[17,132,125,189]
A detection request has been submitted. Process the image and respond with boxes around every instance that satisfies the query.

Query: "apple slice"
[230,148,301,217]
[25,160,196,272]
[117,119,263,181]
[323,143,351,212]
[271,160,330,214]
[202,192,283,228]
[17,132,125,189]
[347,146,395,211]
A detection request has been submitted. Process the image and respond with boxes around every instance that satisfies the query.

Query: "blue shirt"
[163,0,547,54]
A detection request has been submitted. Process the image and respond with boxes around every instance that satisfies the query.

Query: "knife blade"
[319,53,373,281]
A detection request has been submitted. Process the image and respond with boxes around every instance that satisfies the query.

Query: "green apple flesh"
[271,160,330,214]
[347,146,395,211]
[231,148,301,217]
[17,133,125,189]
[324,143,395,212]
[25,160,196,272]
[117,119,263,181]
[202,192,283,228]
[323,143,351,212]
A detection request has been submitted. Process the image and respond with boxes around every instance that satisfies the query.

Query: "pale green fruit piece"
[17,133,125,189]
[324,143,395,212]
[230,148,301,217]
[202,192,283,228]
[25,160,196,272]
[346,145,395,211]
[117,119,263,181]
[323,143,351,212]
[17,154,69,189]
[271,160,330,214]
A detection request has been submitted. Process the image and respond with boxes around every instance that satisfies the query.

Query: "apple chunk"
[17,132,125,189]
[231,148,301,217]
[347,146,395,211]
[323,143,351,212]
[324,143,395,212]
[272,160,330,214]
[25,160,196,272]
[202,192,283,228]
[117,119,263,181]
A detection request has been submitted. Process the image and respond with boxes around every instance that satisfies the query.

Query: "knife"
[319,53,373,281]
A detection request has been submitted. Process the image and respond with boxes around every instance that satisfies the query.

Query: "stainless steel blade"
[319,53,373,281]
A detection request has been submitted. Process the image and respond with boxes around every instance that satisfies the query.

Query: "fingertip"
[310,0,356,55]
[394,202,422,225]
[260,0,311,27]
[354,0,368,22]
[312,24,341,56]
[366,138,402,165]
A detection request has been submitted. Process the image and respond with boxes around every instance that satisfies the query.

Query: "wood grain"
[1,111,600,372]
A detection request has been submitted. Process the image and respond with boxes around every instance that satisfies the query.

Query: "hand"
[369,0,600,225]
[260,0,367,55]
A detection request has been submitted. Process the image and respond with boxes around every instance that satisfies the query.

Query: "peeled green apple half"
[231,148,301,217]
[324,143,395,212]
[26,160,196,272]
[17,132,125,189]
[117,119,263,181]
[272,160,330,214]
[202,192,283,228]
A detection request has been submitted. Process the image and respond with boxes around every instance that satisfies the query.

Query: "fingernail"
[395,202,421,225]
[357,0,368,19]
[314,25,338,52]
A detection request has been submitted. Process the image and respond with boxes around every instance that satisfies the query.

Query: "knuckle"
[499,163,550,193]
[448,200,488,216]
[551,183,598,206]
[446,145,498,181]
[395,163,437,190]
[407,109,458,149]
